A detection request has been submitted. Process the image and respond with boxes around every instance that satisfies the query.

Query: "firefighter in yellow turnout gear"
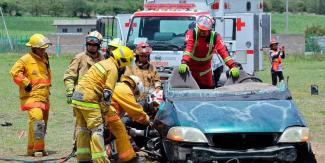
[71,46,134,163]
[106,75,150,162]
[124,42,161,101]
[63,31,105,104]
[10,33,52,157]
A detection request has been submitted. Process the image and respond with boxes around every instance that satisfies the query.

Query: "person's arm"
[214,34,235,68]
[10,59,31,89]
[152,66,161,89]
[116,88,149,125]
[182,29,195,64]
[63,55,81,103]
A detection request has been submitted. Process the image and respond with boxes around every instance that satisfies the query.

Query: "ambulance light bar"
[144,3,196,10]
[211,2,230,10]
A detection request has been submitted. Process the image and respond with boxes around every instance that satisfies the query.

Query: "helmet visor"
[86,36,101,45]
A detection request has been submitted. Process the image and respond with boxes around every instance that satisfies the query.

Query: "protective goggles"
[86,36,101,45]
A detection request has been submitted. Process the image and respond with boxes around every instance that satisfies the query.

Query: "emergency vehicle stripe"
[119,148,134,160]
[76,147,91,154]
[92,151,107,159]
[21,102,50,111]
[223,56,232,63]
[94,63,106,75]
[199,67,212,77]
[71,99,100,109]
[30,79,51,84]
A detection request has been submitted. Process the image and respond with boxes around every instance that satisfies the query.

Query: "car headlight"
[167,127,208,143]
[278,127,310,143]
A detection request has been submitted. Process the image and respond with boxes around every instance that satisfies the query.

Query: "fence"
[306,36,325,54]
[0,31,29,53]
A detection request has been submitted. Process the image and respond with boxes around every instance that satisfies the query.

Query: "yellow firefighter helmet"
[25,34,52,48]
[108,38,124,48]
[112,46,134,68]
[86,31,103,45]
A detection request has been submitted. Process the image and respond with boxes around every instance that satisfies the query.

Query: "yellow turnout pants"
[27,108,48,156]
[74,107,109,163]
[105,108,136,162]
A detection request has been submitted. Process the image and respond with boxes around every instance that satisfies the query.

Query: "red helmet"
[135,42,152,56]
[196,15,214,31]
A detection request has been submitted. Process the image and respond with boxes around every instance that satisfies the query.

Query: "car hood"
[167,100,305,133]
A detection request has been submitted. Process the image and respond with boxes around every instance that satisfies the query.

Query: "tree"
[49,0,64,16]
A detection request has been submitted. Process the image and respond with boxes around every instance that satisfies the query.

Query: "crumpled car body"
[153,72,315,163]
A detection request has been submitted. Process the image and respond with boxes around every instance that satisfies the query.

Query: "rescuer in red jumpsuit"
[179,15,239,89]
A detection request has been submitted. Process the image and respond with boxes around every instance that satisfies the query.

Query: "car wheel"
[296,142,317,163]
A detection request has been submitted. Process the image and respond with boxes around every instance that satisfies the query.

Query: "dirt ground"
[313,142,325,163]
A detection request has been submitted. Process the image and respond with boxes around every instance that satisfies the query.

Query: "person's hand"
[66,88,74,104]
[25,83,32,92]
[178,64,189,74]
[229,67,240,78]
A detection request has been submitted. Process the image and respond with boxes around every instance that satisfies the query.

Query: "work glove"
[178,64,189,74]
[25,83,32,92]
[229,67,240,78]
[66,88,74,104]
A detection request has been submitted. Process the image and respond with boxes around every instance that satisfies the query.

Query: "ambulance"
[96,0,271,78]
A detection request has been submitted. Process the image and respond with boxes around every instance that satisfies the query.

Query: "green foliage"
[264,0,325,14]
[305,24,325,37]
[1,16,78,36]
[272,13,325,34]
[0,0,143,17]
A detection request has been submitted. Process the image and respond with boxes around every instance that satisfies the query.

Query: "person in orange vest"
[178,15,239,88]
[269,38,285,86]
[10,33,52,157]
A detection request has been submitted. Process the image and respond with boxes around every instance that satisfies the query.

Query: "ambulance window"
[127,17,141,45]
[246,1,251,11]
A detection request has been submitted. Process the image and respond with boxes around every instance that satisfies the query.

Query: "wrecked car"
[149,70,316,163]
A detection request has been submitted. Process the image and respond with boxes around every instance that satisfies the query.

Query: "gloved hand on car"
[178,63,190,74]
[229,67,240,78]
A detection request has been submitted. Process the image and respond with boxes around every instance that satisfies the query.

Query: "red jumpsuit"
[182,29,235,88]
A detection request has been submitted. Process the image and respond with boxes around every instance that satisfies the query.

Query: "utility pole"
[0,7,13,50]
[285,0,289,34]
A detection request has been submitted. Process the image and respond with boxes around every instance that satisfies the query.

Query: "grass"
[272,12,325,34]
[256,54,325,142]
[1,13,325,38]
[1,16,78,37]
[0,53,76,161]
[0,53,324,160]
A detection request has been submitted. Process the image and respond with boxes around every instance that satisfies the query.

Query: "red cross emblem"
[125,19,137,27]
[236,18,245,31]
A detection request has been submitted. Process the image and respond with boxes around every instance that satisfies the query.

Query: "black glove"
[25,83,32,92]
[102,89,112,105]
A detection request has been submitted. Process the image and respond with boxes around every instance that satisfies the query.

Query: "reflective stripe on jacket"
[10,52,51,111]
[182,28,235,74]
[72,57,118,105]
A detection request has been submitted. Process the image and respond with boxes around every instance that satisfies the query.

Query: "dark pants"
[271,69,284,86]
[213,66,224,88]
